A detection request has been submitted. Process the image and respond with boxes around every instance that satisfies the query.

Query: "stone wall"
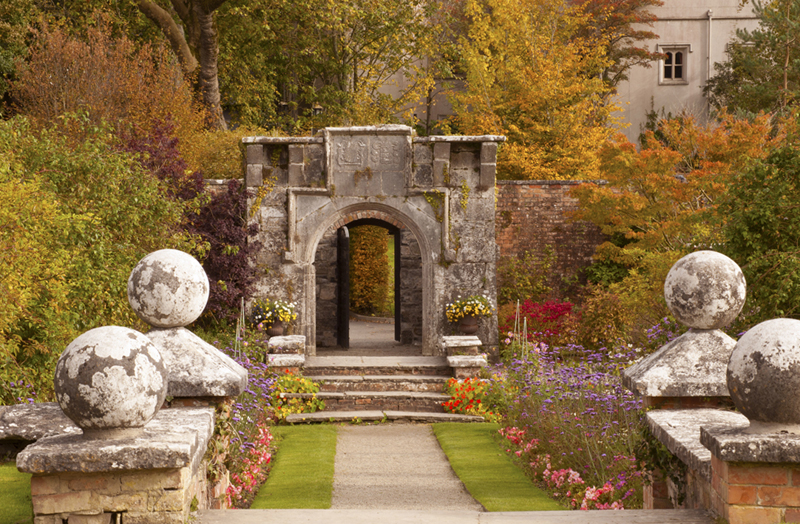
[495,180,605,298]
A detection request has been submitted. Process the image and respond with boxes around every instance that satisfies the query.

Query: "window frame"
[657,44,692,85]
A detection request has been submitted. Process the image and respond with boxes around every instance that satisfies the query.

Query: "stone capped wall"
[495,180,605,298]
[244,126,502,355]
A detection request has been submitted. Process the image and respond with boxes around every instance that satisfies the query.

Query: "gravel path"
[331,424,483,511]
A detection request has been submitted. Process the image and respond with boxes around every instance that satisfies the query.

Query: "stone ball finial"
[664,251,746,330]
[128,249,209,328]
[54,326,168,439]
[727,318,800,433]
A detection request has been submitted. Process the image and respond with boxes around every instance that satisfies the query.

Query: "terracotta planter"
[458,315,479,335]
[266,320,285,337]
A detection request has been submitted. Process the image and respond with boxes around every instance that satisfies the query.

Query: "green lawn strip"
[0,462,33,524]
[433,423,564,511]
[251,425,337,509]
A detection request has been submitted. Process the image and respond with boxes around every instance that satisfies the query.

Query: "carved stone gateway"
[244,125,503,355]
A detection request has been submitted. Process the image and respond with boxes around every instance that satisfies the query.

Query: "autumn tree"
[131,0,228,129]
[214,0,444,129]
[571,112,782,336]
[572,0,663,90]
[721,117,800,324]
[705,0,800,113]
[450,0,619,180]
[13,20,204,149]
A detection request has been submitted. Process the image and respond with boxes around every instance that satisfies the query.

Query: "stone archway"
[312,208,425,352]
[244,125,503,356]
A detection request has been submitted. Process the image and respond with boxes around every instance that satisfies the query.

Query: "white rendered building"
[616,0,759,142]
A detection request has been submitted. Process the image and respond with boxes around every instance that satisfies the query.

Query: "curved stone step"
[283,391,449,412]
[309,375,450,393]
[285,410,484,424]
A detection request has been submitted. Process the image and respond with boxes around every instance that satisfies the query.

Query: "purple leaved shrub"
[123,121,260,326]
[186,180,261,325]
[121,119,204,202]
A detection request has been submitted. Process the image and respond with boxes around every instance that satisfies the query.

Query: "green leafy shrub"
[722,144,800,325]
[497,248,554,305]
[0,115,194,404]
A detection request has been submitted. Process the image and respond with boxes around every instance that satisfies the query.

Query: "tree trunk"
[135,0,228,130]
[193,3,227,130]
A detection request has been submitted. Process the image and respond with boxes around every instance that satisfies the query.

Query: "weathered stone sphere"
[728,319,800,430]
[664,251,746,330]
[54,326,167,439]
[128,249,209,328]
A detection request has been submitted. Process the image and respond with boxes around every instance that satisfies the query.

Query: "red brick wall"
[495,180,605,299]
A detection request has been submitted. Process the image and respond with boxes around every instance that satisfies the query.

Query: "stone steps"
[285,410,483,424]
[300,356,460,418]
[284,391,449,412]
[304,356,451,377]
[309,374,451,393]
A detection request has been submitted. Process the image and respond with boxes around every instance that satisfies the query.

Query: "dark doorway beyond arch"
[314,218,422,354]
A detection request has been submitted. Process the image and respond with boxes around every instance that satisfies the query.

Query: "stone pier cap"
[16,406,213,474]
[623,251,745,400]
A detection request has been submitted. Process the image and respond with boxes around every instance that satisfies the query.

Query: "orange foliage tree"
[570,112,783,339]
[13,19,204,146]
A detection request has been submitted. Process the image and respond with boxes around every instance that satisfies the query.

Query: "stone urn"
[267,321,285,337]
[458,315,479,335]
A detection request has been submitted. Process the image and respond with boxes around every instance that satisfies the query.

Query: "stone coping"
[269,354,305,367]
[268,335,306,353]
[647,409,748,482]
[447,355,488,368]
[497,179,608,186]
[623,329,734,398]
[413,135,506,143]
[204,178,243,185]
[242,136,325,144]
[147,327,249,398]
[16,406,214,474]
[0,403,82,443]
[242,133,506,145]
[442,336,482,348]
[700,423,800,463]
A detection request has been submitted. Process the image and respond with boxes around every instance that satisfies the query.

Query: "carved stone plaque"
[329,133,408,197]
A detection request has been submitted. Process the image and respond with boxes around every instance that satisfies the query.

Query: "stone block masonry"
[17,407,215,523]
[495,180,605,298]
[243,127,504,355]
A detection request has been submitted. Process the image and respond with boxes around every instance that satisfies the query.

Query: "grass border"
[250,425,337,509]
[433,422,564,511]
[0,462,33,524]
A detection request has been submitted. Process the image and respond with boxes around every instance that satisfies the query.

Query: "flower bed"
[496,343,645,509]
[204,331,323,508]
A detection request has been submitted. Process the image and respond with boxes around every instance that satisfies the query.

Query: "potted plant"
[252,298,297,337]
[445,294,494,335]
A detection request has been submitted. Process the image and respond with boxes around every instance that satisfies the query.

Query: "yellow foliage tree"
[450,0,619,180]
[349,226,391,316]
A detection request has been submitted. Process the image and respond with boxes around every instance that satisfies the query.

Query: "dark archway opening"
[314,218,422,354]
